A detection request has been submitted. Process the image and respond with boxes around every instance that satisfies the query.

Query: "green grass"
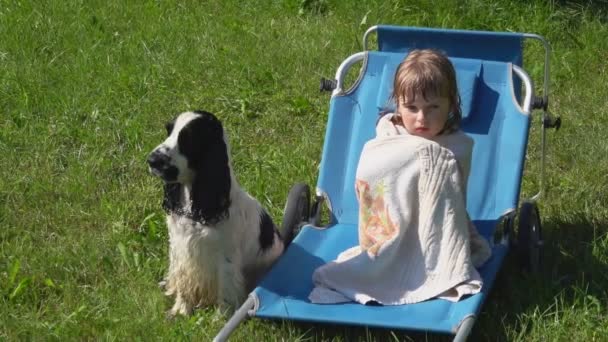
[1,0,607,340]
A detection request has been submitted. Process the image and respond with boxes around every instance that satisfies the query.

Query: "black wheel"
[281,183,310,246]
[517,201,543,273]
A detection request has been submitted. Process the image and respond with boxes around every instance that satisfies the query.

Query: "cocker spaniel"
[147,110,286,316]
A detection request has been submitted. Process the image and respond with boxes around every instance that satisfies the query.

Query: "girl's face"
[397,95,451,139]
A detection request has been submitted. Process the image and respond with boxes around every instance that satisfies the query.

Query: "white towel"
[308,114,491,305]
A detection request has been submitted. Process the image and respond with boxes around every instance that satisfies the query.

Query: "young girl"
[378,49,490,268]
[388,49,462,138]
[378,49,469,179]
[309,49,491,306]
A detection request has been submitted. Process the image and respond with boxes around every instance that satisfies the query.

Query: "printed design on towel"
[355,179,398,256]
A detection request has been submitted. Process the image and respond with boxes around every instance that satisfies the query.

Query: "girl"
[388,48,462,139]
[378,48,490,268]
[309,49,491,306]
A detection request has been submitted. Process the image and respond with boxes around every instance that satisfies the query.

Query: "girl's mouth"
[415,127,429,132]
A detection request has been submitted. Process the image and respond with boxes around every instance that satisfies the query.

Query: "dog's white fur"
[163,184,284,316]
[148,111,284,316]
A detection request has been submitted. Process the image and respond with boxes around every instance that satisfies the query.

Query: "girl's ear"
[442,112,457,133]
[447,111,455,122]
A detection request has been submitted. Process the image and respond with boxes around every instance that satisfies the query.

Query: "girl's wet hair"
[388,49,462,134]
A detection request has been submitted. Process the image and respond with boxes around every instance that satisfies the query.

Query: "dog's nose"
[147,150,169,170]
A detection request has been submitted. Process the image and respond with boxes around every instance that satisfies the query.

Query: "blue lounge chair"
[215,25,559,341]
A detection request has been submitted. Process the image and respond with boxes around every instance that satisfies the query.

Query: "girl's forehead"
[400,93,449,104]
[397,79,450,99]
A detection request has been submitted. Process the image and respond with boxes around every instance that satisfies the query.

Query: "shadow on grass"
[474,216,608,340]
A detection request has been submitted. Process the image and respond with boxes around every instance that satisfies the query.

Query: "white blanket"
[309,114,491,305]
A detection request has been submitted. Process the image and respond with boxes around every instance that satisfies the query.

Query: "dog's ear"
[162,183,181,213]
[190,138,232,224]
[180,114,232,224]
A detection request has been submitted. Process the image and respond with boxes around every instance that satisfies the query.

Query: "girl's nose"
[415,111,427,123]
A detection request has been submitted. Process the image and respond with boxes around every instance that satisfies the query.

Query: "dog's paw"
[168,297,194,317]
[158,279,167,291]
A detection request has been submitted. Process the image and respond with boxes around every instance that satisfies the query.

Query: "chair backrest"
[316,49,531,238]
[373,25,525,102]
[373,25,524,65]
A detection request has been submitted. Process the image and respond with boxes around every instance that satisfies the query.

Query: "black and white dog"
[147,110,286,316]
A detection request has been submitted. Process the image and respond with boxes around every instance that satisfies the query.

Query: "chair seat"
[253,222,507,334]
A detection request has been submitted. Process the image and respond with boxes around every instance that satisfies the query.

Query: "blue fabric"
[254,224,508,333]
[457,68,480,121]
[375,25,524,65]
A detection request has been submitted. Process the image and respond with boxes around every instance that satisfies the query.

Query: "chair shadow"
[472,216,607,340]
[258,243,326,298]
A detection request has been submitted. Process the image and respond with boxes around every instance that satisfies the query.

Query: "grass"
[1,0,607,340]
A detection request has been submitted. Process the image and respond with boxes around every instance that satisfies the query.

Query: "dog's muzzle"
[147,150,178,181]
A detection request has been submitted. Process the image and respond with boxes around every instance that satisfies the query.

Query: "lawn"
[1,0,607,340]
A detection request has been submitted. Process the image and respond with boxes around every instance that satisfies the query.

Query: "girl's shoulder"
[376,111,396,125]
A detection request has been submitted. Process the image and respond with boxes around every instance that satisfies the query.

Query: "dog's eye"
[165,120,175,136]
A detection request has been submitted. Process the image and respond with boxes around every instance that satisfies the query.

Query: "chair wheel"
[517,201,543,273]
[281,183,310,245]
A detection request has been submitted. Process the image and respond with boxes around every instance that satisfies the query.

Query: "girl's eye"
[405,106,418,112]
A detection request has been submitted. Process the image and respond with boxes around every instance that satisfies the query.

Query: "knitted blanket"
[308,115,491,305]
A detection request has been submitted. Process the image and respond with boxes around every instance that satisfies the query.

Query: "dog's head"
[148,110,231,223]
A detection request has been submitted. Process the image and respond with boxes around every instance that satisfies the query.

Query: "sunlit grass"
[1,0,607,340]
